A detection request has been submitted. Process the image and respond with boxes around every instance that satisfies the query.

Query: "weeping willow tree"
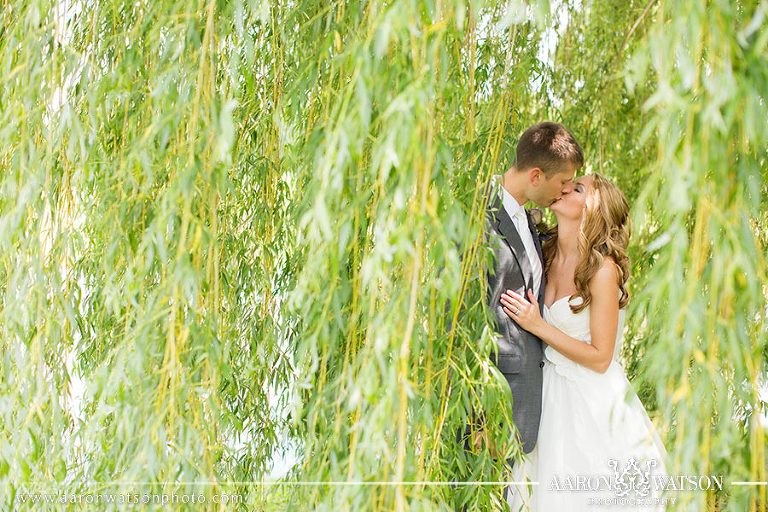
[0,0,765,511]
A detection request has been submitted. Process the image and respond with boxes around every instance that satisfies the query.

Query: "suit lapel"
[487,180,534,292]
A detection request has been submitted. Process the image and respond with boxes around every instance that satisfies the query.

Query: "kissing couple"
[476,122,669,511]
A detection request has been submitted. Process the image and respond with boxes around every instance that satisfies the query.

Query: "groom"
[481,122,583,495]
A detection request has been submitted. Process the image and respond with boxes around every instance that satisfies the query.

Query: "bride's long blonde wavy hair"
[541,173,631,314]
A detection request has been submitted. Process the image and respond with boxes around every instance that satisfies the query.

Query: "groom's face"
[533,164,577,206]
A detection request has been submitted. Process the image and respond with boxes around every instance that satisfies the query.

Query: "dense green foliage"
[0,0,765,510]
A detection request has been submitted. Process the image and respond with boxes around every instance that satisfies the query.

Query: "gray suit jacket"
[483,177,546,454]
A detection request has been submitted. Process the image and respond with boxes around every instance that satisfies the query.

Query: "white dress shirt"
[497,179,542,298]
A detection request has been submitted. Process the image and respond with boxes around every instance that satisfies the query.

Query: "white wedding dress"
[507,295,669,511]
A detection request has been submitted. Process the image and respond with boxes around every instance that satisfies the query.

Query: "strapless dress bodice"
[542,294,626,380]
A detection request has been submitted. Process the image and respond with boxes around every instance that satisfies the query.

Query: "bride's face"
[550,175,593,221]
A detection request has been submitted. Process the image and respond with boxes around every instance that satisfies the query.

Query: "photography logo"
[548,456,662,495]
[608,457,657,498]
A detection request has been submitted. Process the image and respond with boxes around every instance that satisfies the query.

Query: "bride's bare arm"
[500,260,620,373]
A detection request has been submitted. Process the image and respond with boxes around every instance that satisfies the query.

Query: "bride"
[500,173,669,511]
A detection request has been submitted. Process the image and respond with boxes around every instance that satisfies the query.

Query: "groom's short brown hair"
[515,122,584,176]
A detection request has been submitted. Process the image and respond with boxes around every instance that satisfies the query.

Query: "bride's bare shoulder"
[590,257,620,295]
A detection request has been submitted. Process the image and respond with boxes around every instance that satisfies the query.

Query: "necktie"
[513,208,541,297]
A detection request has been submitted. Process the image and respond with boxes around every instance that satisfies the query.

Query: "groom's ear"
[529,167,543,185]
